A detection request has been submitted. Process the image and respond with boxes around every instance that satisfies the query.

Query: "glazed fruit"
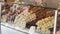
[36,16,54,33]
[14,7,36,28]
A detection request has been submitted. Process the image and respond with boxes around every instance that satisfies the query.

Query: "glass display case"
[0,0,59,34]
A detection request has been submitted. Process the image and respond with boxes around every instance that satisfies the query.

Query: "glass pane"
[1,1,55,34]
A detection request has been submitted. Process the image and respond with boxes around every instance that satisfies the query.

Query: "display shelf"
[1,22,39,34]
[1,22,29,33]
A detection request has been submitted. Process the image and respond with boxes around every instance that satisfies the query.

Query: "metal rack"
[0,1,59,34]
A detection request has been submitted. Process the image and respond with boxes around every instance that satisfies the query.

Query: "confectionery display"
[1,0,60,34]
[1,3,55,34]
[1,5,55,34]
